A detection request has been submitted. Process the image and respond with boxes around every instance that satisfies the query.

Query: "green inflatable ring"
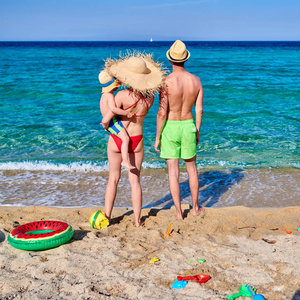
[8,220,74,251]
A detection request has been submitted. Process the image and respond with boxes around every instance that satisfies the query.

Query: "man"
[154,40,204,219]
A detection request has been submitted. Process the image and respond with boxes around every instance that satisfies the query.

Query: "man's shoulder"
[166,70,200,83]
[186,70,200,80]
[165,72,176,80]
[185,72,201,87]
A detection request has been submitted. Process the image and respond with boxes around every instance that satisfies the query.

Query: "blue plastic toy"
[172,279,188,289]
[248,285,266,300]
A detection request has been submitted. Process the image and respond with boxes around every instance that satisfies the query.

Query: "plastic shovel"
[177,274,211,284]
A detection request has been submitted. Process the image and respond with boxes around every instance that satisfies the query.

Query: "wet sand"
[1,168,300,208]
[1,205,300,299]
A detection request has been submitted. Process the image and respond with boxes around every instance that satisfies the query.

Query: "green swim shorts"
[160,119,197,160]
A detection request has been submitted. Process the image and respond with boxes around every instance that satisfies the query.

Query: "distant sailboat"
[150,38,153,42]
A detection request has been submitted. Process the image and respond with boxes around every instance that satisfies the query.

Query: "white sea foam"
[141,161,166,169]
[0,161,109,173]
[291,162,300,169]
[0,160,167,172]
[196,159,248,169]
[0,159,299,173]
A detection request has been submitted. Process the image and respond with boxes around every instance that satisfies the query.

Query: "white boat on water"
[150,38,153,42]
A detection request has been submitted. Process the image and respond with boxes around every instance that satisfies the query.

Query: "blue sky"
[1,0,299,41]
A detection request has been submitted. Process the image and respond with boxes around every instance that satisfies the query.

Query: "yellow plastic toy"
[149,257,160,264]
[89,210,109,229]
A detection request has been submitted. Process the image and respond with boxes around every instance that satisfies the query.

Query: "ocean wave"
[0,161,109,173]
[196,159,300,170]
[0,160,168,172]
[291,162,300,169]
[0,159,299,173]
[141,161,167,169]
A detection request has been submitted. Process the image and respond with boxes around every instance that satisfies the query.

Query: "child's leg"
[117,128,135,170]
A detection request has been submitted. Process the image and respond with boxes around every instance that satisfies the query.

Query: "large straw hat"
[166,40,190,63]
[105,52,165,95]
[98,70,121,93]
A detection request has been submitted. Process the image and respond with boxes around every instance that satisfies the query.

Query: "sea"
[0,41,299,209]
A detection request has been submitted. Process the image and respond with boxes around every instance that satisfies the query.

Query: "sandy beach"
[0,205,299,299]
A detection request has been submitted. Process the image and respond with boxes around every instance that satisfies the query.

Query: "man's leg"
[166,159,183,219]
[185,156,204,216]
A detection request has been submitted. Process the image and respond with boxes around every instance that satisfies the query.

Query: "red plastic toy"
[177,274,211,284]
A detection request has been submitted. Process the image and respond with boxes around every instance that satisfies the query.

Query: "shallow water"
[1,168,299,208]
[0,41,299,207]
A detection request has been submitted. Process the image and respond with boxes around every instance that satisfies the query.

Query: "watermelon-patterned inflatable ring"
[8,220,74,251]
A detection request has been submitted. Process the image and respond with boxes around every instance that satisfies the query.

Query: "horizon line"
[0,40,300,43]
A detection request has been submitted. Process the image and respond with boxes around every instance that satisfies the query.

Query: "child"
[98,70,135,170]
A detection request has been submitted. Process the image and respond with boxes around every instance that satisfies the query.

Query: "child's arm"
[101,110,115,130]
[101,93,133,130]
[107,94,133,117]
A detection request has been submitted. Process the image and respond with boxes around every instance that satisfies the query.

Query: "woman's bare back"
[114,89,154,136]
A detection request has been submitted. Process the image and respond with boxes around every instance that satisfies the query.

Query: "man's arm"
[154,87,168,152]
[195,81,203,145]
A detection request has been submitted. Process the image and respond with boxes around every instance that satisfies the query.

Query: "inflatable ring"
[8,220,74,251]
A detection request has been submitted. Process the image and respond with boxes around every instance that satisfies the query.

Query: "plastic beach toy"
[188,259,206,263]
[8,221,74,251]
[227,284,256,299]
[149,257,159,264]
[89,210,109,229]
[172,279,187,289]
[247,285,266,300]
[166,223,172,237]
[177,274,210,284]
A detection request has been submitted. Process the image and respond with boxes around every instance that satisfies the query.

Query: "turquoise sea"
[0,41,299,208]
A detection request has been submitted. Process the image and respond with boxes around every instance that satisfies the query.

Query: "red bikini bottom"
[110,134,143,152]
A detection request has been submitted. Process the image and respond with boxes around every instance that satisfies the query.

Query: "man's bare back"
[164,68,202,121]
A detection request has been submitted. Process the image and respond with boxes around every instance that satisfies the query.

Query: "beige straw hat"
[166,40,190,63]
[98,70,121,93]
[105,52,165,95]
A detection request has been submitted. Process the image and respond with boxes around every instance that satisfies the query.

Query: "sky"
[0,0,300,41]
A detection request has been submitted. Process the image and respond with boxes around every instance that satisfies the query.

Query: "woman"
[101,54,165,227]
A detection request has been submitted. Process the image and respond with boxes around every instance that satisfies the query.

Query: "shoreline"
[1,167,299,208]
[1,160,299,172]
[1,205,300,299]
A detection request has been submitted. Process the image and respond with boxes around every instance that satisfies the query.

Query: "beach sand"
[0,206,299,299]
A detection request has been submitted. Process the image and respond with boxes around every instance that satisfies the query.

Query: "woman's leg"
[128,141,144,227]
[105,138,122,220]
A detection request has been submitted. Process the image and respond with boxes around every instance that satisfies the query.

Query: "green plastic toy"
[227,284,257,300]
[187,259,206,263]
